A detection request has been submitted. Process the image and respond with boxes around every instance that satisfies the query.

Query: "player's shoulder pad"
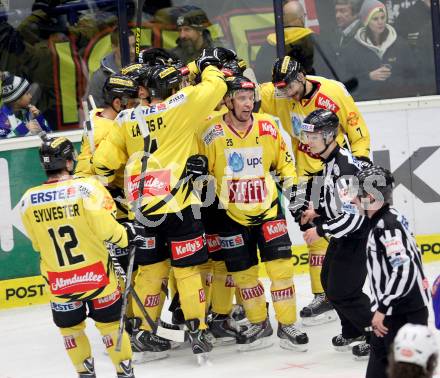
[254,112,280,140]
[201,120,225,146]
[19,188,34,213]
[115,108,134,126]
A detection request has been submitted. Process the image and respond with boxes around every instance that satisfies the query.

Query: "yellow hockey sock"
[199,260,214,312]
[211,260,235,315]
[133,260,170,331]
[265,258,297,325]
[232,265,267,323]
[59,321,92,374]
[95,320,132,374]
[308,237,328,294]
[173,265,207,329]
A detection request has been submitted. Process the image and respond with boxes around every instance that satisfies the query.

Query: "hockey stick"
[135,0,145,63]
[88,95,97,110]
[82,100,95,154]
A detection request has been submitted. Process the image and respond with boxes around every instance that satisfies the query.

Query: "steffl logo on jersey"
[262,220,288,242]
[258,120,278,139]
[228,178,267,203]
[271,286,294,302]
[171,235,204,260]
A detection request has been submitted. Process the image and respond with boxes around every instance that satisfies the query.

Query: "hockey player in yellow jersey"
[92,49,227,359]
[198,75,309,351]
[260,56,371,326]
[20,136,152,378]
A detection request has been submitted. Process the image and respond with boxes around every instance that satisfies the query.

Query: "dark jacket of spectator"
[87,52,118,107]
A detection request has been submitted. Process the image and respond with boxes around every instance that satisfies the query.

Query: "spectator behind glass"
[335,0,363,50]
[395,0,435,95]
[388,324,438,378]
[0,72,51,138]
[254,0,315,83]
[87,27,135,107]
[169,7,218,64]
[340,0,417,101]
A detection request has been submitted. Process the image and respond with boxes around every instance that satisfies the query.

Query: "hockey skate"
[125,317,142,337]
[117,360,135,378]
[185,319,213,365]
[78,358,95,378]
[237,317,273,352]
[277,323,309,352]
[208,312,238,346]
[229,304,252,333]
[332,334,366,352]
[352,341,370,361]
[132,329,170,363]
[300,293,337,326]
[158,319,186,349]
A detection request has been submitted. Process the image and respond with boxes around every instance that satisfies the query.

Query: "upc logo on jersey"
[262,220,288,242]
[203,124,224,145]
[219,234,244,249]
[206,234,221,253]
[228,178,267,203]
[171,235,204,260]
[240,283,265,300]
[271,286,294,302]
[225,147,263,177]
[144,293,160,307]
[92,290,121,310]
[258,120,278,139]
[30,185,78,205]
[47,261,109,295]
[128,169,171,200]
[63,335,77,350]
[310,254,325,267]
[315,93,340,113]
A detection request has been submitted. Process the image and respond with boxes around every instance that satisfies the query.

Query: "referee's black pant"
[321,236,373,339]
[366,306,428,378]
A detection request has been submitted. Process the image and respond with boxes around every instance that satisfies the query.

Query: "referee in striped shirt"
[354,165,430,378]
[298,109,373,358]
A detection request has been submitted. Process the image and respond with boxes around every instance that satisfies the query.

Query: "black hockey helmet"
[103,74,139,105]
[301,108,339,134]
[272,56,304,88]
[120,64,152,88]
[147,65,182,99]
[139,47,179,66]
[225,75,255,96]
[222,58,247,77]
[39,136,77,171]
[355,165,394,203]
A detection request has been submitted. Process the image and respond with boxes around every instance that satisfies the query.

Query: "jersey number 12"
[48,226,85,267]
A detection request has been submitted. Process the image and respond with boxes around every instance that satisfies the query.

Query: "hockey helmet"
[393,324,438,371]
[103,74,139,105]
[225,75,255,97]
[355,165,394,203]
[147,65,182,99]
[39,136,77,171]
[139,47,179,66]
[272,56,304,88]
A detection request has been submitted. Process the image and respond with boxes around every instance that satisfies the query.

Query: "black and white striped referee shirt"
[315,146,370,239]
[366,204,430,316]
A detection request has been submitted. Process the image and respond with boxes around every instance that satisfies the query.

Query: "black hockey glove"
[287,185,309,223]
[122,222,149,251]
[186,154,208,179]
[216,47,237,64]
[195,48,222,72]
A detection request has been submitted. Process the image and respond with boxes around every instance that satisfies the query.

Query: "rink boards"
[1,96,440,310]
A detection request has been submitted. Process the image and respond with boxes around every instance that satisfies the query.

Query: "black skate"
[132,330,170,363]
[332,334,366,352]
[277,323,309,352]
[125,317,142,337]
[78,358,95,378]
[117,360,135,378]
[158,319,186,349]
[300,293,337,326]
[172,306,185,326]
[208,313,238,345]
[352,342,370,361]
[237,317,273,352]
[185,319,213,365]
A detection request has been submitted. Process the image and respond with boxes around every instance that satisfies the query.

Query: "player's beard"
[180,39,197,55]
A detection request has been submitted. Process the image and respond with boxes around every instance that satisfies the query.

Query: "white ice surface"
[1,262,439,378]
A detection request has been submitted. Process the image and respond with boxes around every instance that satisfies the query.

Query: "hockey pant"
[59,320,131,375]
[232,258,296,325]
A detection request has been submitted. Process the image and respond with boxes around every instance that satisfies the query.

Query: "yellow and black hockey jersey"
[260,76,370,178]
[199,112,297,226]
[92,65,227,216]
[20,176,128,303]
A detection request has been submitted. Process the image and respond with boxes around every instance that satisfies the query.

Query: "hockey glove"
[287,185,309,223]
[195,48,222,72]
[122,222,149,251]
[216,47,237,64]
[186,154,208,179]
